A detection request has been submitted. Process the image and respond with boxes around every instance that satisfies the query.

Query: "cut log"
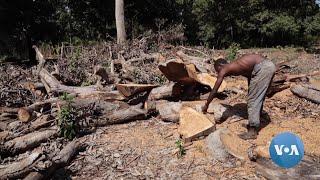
[18,98,59,122]
[0,150,44,179]
[255,157,320,180]
[1,129,57,156]
[23,82,45,92]
[18,108,36,123]
[147,82,183,101]
[291,84,320,104]
[196,73,226,92]
[116,83,158,97]
[267,83,291,97]
[147,100,183,123]
[95,103,148,126]
[157,101,182,123]
[18,115,55,136]
[178,107,215,142]
[206,128,232,162]
[159,59,199,84]
[159,59,226,91]
[219,129,251,161]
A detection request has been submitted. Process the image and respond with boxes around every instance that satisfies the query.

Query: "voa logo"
[274,145,300,156]
[269,132,304,168]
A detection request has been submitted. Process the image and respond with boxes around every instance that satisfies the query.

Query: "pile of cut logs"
[1,46,319,179]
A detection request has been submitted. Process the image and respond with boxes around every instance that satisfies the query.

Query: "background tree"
[115,0,126,44]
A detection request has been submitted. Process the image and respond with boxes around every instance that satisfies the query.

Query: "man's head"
[214,58,228,73]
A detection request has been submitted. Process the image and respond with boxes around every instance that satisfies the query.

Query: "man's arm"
[202,71,225,113]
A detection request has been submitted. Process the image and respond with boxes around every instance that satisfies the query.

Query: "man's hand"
[202,104,209,114]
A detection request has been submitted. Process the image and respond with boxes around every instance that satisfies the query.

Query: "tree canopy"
[1,0,320,57]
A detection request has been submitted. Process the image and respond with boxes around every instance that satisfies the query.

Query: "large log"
[116,83,158,97]
[147,82,182,101]
[178,107,215,142]
[159,59,226,92]
[0,129,58,156]
[145,100,183,122]
[95,103,148,126]
[255,157,320,180]
[159,59,199,84]
[291,84,320,104]
[18,98,59,122]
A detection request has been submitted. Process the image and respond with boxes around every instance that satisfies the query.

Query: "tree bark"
[115,0,126,44]
[95,103,148,126]
[0,129,58,156]
[291,84,320,104]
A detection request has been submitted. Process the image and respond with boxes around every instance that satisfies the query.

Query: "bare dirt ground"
[1,47,320,179]
[62,76,320,180]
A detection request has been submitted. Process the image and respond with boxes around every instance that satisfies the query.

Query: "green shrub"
[226,43,240,61]
[175,139,186,158]
[57,93,78,140]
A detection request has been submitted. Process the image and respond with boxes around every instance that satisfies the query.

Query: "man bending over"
[202,54,276,140]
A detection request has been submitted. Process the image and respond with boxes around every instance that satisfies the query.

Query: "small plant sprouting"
[59,92,75,101]
[57,92,77,140]
[226,43,240,61]
[175,139,186,158]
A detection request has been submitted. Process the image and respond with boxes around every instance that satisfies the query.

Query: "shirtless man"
[202,54,276,140]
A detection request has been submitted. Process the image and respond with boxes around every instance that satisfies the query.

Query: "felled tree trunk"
[291,84,320,104]
[147,82,182,101]
[95,103,148,126]
[0,129,57,156]
[145,100,183,123]
[116,83,158,97]
[159,59,226,92]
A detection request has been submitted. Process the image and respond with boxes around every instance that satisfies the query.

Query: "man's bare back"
[221,54,264,78]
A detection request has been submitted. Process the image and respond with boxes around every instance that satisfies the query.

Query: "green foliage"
[175,139,186,158]
[59,92,75,101]
[57,93,78,140]
[226,43,240,61]
[1,0,320,58]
